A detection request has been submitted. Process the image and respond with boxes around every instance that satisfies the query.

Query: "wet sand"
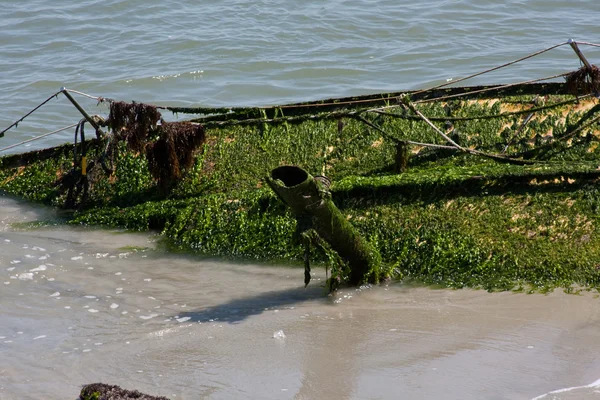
[1,195,600,400]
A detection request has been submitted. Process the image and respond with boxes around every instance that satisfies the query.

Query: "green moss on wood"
[265,166,381,285]
[2,92,600,290]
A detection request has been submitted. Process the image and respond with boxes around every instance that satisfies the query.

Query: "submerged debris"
[4,82,600,290]
[565,65,600,96]
[79,383,170,400]
[146,122,206,189]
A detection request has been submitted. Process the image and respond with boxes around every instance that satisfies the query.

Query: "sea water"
[3,197,600,399]
[1,0,599,152]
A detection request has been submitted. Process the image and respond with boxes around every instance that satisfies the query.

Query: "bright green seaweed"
[1,91,600,291]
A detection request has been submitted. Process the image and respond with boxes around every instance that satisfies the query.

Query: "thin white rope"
[0,123,79,153]
[364,71,573,112]
[63,88,109,102]
[577,41,600,48]
[411,41,570,95]
[414,71,572,104]
[0,91,62,137]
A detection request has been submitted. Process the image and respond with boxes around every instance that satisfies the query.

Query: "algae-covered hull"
[2,82,600,290]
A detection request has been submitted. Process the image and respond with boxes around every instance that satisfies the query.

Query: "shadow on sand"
[177,285,330,324]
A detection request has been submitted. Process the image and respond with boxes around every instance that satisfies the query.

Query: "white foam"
[139,314,158,320]
[29,265,47,272]
[88,309,99,313]
[110,303,119,309]
[50,292,60,297]
[7,267,15,271]
[18,273,33,280]
[176,317,191,323]
[70,256,83,261]
[10,260,21,264]
[33,335,46,340]
[532,378,600,400]
[31,246,46,252]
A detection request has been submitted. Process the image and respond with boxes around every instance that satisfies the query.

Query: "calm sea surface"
[1,0,599,152]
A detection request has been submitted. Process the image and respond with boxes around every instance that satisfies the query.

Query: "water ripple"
[0,0,599,151]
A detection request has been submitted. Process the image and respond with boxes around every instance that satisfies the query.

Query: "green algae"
[67,172,600,291]
[266,166,381,286]
[2,91,600,290]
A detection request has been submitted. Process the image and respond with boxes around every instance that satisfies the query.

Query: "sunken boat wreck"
[2,41,600,296]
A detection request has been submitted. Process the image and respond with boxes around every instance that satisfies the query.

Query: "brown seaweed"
[565,65,600,96]
[146,121,206,189]
[108,101,161,152]
[105,101,206,190]
[80,383,170,400]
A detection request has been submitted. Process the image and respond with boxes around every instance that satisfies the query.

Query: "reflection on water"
[2,195,600,400]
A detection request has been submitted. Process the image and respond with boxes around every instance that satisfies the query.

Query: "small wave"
[531,378,600,400]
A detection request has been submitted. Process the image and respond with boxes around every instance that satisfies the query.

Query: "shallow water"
[2,196,600,399]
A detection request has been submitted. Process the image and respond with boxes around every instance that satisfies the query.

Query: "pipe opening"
[271,166,308,187]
